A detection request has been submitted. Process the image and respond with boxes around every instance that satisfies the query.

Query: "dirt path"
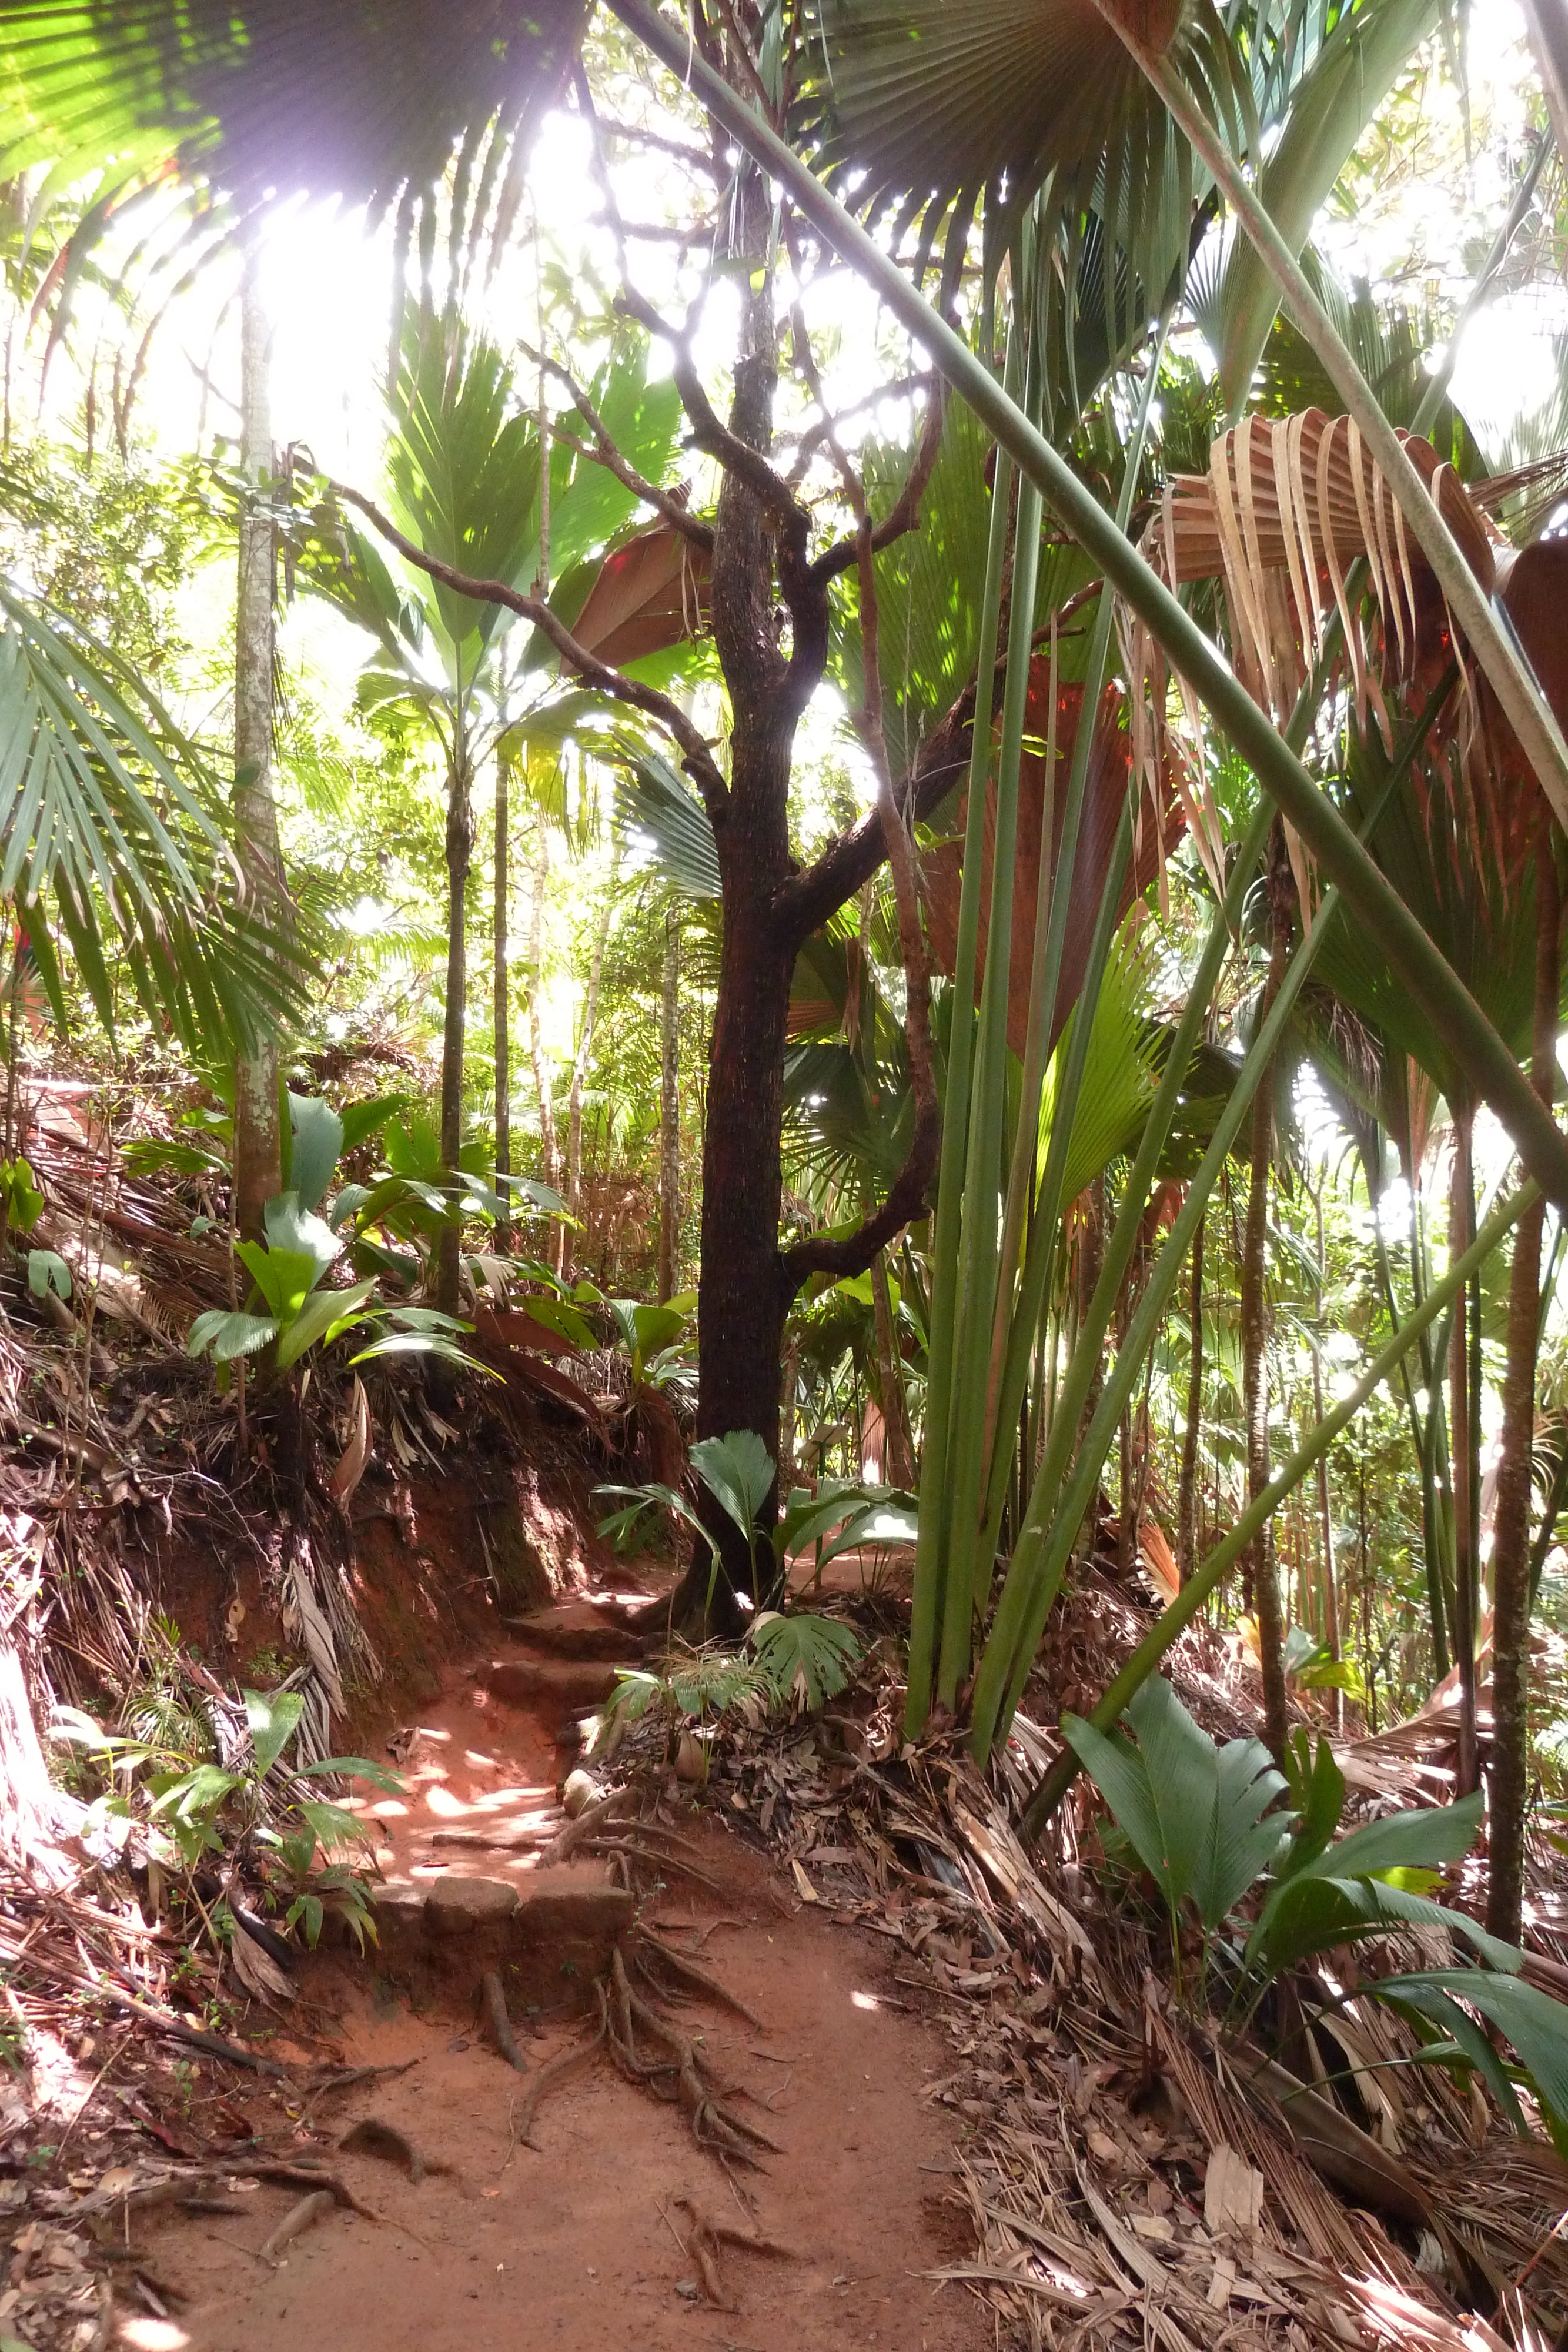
[126,1606,987,2352]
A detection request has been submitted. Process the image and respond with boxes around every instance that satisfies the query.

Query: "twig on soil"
[258,2189,336,2267]
[482,1969,527,2074]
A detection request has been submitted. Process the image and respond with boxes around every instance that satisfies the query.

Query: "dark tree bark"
[1243,822,1293,1768]
[1488,811,1560,1940]
[657,908,681,1304]
[1177,1208,1204,1579]
[232,243,284,1244]
[437,745,474,1319]
[1449,1095,1479,1796]
[493,743,511,1255]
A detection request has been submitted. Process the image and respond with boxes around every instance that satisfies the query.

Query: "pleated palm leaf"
[0,3,585,242]
[795,0,1443,412]
[0,570,308,1056]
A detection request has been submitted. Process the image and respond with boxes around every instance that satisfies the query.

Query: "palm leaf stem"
[936,286,1046,1712]
[904,320,1021,1739]
[977,315,1172,1578]
[971,663,1457,1760]
[610,0,1568,1211]
[1022,1179,1533,1839]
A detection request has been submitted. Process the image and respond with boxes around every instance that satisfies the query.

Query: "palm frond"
[0,577,310,1051]
[614,749,720,903]
[1209,0,1446,411]
[0,2,586,222]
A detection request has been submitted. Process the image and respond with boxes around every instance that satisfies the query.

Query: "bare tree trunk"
[1450,1097,1479,1796]
[1177,1209,1204,1579]
[1310,1174,1343,1730]
[232,243,284,1244]
[493,741,511,1255]
[1489,813,1560,1940]
[658,908,681,1302]
[1245,824,1293,1768]
[565,834,618,1270]
[436,743,474,1318]
[870,1247,915,1489]
[527,818,561,1247]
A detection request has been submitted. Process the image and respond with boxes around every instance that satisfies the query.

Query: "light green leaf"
[245,1688,305,1778]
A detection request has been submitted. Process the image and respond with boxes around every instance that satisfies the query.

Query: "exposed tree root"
[541,1786,642,1865]
[606,1949,782,2167]
[514,1936,783,2173]
[481,1968,527,2073]
[634,1930,764,2027]
[516,1981,609,2148]
[670,2194,792,2310]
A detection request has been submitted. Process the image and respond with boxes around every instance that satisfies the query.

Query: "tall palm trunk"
[1311,1176,1343,1729]
[1450,1095,1479,1796]
[232,243,284,1242]
[1244,824,1293,1766]
[1489,813,1560,1939]
[871,1247,915,1489]
[527,816,560,1214]
[493,741,511,1255]
[657,908,681,1302]
[565,834,618,1266]
[1177,1210,1204,1578]
[436,736,474,1317]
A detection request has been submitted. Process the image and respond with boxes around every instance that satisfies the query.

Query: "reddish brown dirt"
[122,1617,988,2352]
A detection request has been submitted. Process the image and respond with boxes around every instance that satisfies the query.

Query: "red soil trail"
[122,1601,988,2352]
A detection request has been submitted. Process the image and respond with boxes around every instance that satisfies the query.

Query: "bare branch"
[328,481,728,814]
[811,376,947,587]
[598,119,727,185]
[616,281,813,557]
[515,333,714,553]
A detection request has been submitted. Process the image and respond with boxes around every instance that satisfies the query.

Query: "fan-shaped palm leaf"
[0,2,585,222]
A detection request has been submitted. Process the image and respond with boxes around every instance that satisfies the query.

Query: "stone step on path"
[369,1872,634,2020]
[499,1595,647,1661]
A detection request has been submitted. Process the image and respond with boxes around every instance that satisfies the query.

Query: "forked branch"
[327,482,728,814]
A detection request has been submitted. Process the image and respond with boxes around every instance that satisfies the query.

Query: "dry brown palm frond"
[1121,412,1568,928]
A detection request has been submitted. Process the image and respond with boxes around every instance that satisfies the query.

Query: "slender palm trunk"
[657,909,681,1302]
[1450,1097,1479,1795]
[1177,1210,1204,1579]
[871,1247,915,1489]
[1245,827,1293,1766]
[527,818,560,1220]
[437,738,474,1318]
[232,246,284,1243]
[1489,814,1560,1940]
[565,836,618,1267]
[1311,1177,1343,1729]
[493,744,511,1255]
